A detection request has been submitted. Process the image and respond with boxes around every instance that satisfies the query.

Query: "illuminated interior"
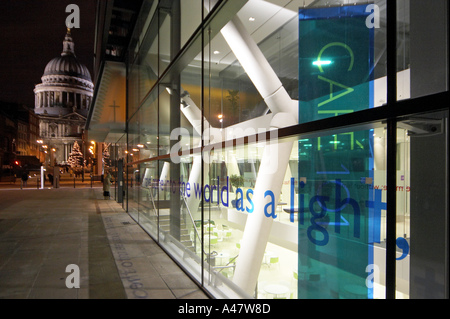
[88,0,449,299]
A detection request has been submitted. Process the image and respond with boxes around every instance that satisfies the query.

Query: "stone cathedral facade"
[34,29,94,166]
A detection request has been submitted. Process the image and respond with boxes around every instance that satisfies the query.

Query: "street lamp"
[89,141,96,174]
[37,140,44,163]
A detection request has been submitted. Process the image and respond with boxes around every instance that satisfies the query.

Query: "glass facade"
[119,0,448,299]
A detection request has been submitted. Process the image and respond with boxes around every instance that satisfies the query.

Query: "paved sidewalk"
[0,187,209,299]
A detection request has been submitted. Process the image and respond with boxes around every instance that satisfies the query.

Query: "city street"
[0,186,208,299]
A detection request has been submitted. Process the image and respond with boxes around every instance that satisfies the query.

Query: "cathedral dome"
[41,29,93,84]
[34,29,94,118]
[43,55,92,82]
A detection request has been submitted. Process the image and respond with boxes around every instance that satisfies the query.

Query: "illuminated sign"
[298,5,375,299]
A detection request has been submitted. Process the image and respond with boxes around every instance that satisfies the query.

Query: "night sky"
[0,0,97,108]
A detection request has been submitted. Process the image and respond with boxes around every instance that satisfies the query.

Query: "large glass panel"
[137,90,159,161]
[398,0,448,100]
[180,0,202,49]
[298,4,375,123]
[396,110,449,299]
[127,112,140,219]
[115,134,127,211]
[158,5,172,72]
[137,161,159,238]
[123,0,449,300]
[131,40,159,111]
[152,6,205,281]
[177,137,300,299]
[128,63,141,119]
[128,59,157,118]
[197,2,302,296]
[128,1,159,116]
[202,0,299,129]
[129,0,158,64]
[157,155,204,286]
[104,141,120,201]
[297,126,386,299]
[367,110,449,299]
[131,88,159,238]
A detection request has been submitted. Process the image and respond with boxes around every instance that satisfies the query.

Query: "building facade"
[0,102,41,180]
[88,0,449,299]
[0,106,18,178]
[34,29,94,167]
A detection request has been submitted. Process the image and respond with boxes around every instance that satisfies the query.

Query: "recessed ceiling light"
[213,50,220,55]
[249,17,255,21]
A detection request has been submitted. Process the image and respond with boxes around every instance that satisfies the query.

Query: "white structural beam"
[220,15,298,123]
[232,113,296,294]
[212,3,298,295]
[174,0,299,295]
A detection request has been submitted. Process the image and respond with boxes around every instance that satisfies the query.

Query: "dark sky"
[0,0,97,107]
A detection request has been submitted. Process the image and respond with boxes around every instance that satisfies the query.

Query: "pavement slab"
[0,187,209,300]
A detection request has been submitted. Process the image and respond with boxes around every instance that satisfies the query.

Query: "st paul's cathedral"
[34,29,94,166]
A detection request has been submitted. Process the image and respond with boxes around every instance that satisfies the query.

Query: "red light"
[14,161,19,165]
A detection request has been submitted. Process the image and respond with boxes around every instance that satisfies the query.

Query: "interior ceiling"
[138,0,408,85]
[93,0,411,143]
[138,0,409,140]
[206,0,310,73]
[197,0,408,79]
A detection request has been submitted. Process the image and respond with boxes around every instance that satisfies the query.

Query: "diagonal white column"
[180,95,217,216]
[232,113,295,294]
[220,16,298,122]
[213,7,299,295]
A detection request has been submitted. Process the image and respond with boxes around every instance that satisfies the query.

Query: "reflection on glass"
[120,0,447,299]
[138,161,159,238]
[298,128,382,299]
[398,111,448,299]
[298,5,375,123]
[402,0,448,100]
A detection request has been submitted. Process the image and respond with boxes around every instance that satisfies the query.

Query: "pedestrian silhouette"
[21,172,29,187]
[103,172,112,199]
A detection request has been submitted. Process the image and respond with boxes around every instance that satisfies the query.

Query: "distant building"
[0,107,17,176]
[34,28,94,166]
[0,102,40,179]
